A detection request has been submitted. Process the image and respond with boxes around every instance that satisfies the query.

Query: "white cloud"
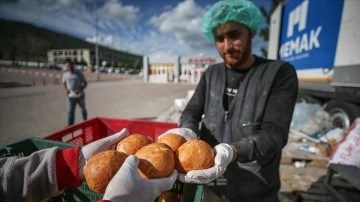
[88,0,218,57]
[0,0,95,38]
[86,35,117,49]
[252,35,267,56]
[103,35,115,45]
[98,0,140,26]
[0,0,267,57]
[148,51,178,60]
[149,0,212,50]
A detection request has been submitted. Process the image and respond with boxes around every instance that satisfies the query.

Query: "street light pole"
[94,0,100,81]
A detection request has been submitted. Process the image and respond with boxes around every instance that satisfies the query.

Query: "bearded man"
[162,0,299,201]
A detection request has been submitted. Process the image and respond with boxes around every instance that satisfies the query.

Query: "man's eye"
[215,36,224,42]
[228,31,241,39]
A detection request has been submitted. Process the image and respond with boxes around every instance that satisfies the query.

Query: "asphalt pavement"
[0,66,334,202]
[0,66,196,147]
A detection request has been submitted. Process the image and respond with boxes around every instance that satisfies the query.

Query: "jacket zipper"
[222,111,230,143]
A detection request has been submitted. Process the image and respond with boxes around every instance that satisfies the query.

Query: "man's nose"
[224,37,233,50]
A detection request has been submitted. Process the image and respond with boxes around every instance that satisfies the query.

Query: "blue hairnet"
[202,0,262,41]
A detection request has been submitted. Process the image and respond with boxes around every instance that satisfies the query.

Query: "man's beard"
[221,38,252,69]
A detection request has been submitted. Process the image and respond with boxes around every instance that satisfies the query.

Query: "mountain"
[0,19,142,67]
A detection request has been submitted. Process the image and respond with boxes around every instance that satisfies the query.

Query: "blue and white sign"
[279,0,344,69]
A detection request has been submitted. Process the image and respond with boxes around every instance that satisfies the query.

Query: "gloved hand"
[79,128,128,179]
[158,128,197,141]
[178,143,235,184]
[103,155,178,202]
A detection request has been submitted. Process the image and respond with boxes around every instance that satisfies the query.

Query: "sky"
[0,0,271,58]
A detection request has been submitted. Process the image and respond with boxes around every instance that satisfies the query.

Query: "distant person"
[159,0,299,201]
[62,59,88,126]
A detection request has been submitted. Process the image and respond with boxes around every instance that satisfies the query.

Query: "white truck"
[268,0,360,130]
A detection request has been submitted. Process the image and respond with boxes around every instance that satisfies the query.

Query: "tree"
[80,58,87,66]
[10,47,17,64]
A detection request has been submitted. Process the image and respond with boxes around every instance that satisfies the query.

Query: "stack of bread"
[83,131,214,201]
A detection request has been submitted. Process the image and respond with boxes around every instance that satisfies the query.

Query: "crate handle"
[0,147,12,158]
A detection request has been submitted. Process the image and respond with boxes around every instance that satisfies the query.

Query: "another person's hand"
[158,128,197,141]
[178,143,235,184]
[103,155,178,202]
[74,89,82,94]
[79,128,128,179]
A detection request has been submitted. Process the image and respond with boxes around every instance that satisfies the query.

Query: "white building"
[143,52,221,84]
[47,49,91,65]
[47,48,143,69]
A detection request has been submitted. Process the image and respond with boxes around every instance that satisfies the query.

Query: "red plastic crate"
[44,117,203,201]
[45,117,178,145]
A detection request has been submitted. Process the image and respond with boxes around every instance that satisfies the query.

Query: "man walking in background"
[62,59,88,126]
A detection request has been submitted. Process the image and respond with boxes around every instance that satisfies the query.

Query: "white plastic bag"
[320,128,346,146]
[290,102,331,135]
[329,118,360,166]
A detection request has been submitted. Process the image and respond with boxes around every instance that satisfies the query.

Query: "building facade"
[143,53,221,84]
[47,47,143,69]
[47,49,91,65]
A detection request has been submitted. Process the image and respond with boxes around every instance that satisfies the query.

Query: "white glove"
[79,128,128,179]
[158,128,197,141]
[103,155,178,202]
[178,143,234,184]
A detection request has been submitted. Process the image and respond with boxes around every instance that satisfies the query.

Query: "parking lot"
[0,66,140,87]
[0,66,196,147]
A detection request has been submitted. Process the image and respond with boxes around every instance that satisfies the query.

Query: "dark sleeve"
[233,63,299,162]
[75,70,86,83]
[179,72,207,135]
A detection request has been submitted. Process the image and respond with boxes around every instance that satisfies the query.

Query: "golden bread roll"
[175,139,214,173]
[157,133,186,151]
[135,143,175,179]
[83,150,128,193]
[156,191,179,202]
[116,134,152,155]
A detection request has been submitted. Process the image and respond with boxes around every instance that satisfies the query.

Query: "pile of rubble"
[157,91,360,201]
[158,92,355,167]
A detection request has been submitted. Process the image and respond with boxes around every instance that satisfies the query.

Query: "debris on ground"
[157,93,360,201]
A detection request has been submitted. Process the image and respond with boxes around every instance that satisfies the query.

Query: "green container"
[0,138,203,202]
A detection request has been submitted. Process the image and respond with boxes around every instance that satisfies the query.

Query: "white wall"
[334,0,360,66]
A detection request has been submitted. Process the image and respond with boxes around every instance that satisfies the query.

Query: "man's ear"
[248,27,255,39]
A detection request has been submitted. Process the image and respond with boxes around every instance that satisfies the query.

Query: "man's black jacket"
[180,56,298,201]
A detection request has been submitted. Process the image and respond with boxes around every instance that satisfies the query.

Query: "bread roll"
[135,143,175,179]
[116,134,152,155]
[156,191,179,202]
[157,133,186,151]
[83,150,128,193]
[175,139,214,173]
